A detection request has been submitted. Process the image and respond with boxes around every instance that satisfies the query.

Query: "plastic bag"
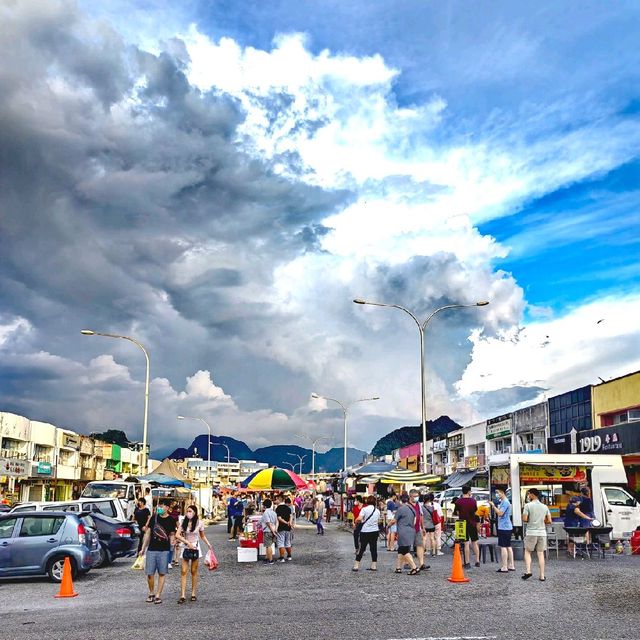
[132,555,145,570]
[204,548,218,571]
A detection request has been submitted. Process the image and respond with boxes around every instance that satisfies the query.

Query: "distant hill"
[370,416,462,457]
[167,437,366,474]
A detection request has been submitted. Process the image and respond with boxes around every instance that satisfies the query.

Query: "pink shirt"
[181,519,204,547]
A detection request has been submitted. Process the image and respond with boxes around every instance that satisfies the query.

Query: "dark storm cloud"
[0,1,350,440]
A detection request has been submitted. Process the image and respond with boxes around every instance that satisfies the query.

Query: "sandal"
[153,597,162,604]
[146,594,155,603]
[191,595,197,601]
[178,597,186,605]
[408,568,419,575]
[521,573,533,580]
[394,568,402,573]
[366,567,377,571]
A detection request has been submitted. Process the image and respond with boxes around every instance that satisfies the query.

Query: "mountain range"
[166,435,366,474]
[164,415,462,473]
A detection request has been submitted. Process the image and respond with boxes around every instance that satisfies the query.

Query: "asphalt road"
[1,520,639,640]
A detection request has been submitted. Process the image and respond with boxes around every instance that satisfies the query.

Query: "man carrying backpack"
[138,499,177,604]
[324,494,335,523]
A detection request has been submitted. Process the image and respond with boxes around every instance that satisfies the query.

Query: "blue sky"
[1,1,639,454]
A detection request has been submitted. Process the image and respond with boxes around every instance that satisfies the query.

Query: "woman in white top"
[174,504,212,604]
[353,495,381,572]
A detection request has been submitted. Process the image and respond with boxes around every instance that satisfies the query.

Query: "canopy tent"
[140,458,191,488]
[377,468,442,485]
[443,470,477,487]
[352,461,396,476]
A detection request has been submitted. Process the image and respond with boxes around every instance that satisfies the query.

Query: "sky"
[1,0,640,457]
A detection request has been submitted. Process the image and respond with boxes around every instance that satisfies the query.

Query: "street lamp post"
[177,416,213,486]
[353,298,489,473]
[219,443,231,464]
[81,330,150,473]
[296,434,330,479]
[287,452,306,475]
[282,462,296,472]
[311,393,379,473]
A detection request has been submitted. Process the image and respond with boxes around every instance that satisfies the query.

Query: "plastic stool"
[479,542,499,563]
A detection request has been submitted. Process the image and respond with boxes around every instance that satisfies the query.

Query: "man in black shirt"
[132,498,151,552]
[139,499,177,604]
[275,495,294,562]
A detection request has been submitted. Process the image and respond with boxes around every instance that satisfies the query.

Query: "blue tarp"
[140,472,190,488]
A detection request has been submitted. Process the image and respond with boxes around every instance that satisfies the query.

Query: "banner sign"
[486,413,513,440]
[520,464,587,483]
[490,466,510,486]
[0,458,29,477]
[433,439,447,452]
[455,520,467,540]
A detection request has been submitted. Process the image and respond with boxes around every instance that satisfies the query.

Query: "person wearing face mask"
[138,499,177,604]
[174,504,212,604]
[490,487,515,573]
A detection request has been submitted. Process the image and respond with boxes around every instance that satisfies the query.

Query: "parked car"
[0,511,100,582]
[439,487,491,519]
[81,481,150,519]
[10,497,127,521]
[0,504,11,514]
[78,511,140,567]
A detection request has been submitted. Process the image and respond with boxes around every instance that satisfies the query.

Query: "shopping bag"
[132,555,145,570]
[204,548,218,571]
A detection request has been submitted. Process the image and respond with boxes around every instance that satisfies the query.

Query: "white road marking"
[389,637,497,640]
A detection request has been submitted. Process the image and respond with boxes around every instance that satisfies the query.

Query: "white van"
[10,497,128,521]
[81,481,149,519]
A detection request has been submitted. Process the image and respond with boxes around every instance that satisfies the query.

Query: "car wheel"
[98,544,111,567]
[48,556,77,583]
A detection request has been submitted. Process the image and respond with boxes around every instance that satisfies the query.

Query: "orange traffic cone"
[54,557,78,598]
[447,542,470,583]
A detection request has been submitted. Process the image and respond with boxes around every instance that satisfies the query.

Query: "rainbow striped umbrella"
[239,467,308,491]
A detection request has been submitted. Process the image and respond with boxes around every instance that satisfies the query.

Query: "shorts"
[397,545,411,555]
[578,520,593,528]
[414,531,424,548]
[524,535,547,552]
[276,531,292,549]
[464,523,479,542]
[145,550,170,576]
[263,530,276,547]
[497,529,512,548]
[424,527,435,534]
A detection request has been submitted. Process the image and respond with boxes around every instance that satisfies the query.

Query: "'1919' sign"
[579,431,623,453]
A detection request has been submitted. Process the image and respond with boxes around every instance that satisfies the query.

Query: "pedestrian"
[433,496,445,556]
[294,494,303,518]
[315,497,325,535]
[303,495,314,520]
[276,495,294,562]
[133,498,151,552]
[386,492,398,551]
[352,495,364,551]
[175,504,212,604]
[394,492,419,575]
[226,492,236,539]
[231,494,244,541]
[522,488,552,581]
[453,485,480,568]
[138,499,177,604]
[490,487,515,573]
[143,486,153,511]
[169,500,181,566]
[352,495,380,571]
[421,494,438,558]
[324,493,335,523]
[408,489,429,571]
[260,498,278,564]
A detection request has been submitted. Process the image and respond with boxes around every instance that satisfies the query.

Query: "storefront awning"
[444,470,477,487]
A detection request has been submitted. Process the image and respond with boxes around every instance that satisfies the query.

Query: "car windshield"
[81,483,127,499]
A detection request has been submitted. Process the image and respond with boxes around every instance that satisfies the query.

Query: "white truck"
[508,453,640,540]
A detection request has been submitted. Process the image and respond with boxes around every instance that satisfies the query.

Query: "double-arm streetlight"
[296,434,330,479]
[353,298,489,473]
[81,330,150,473]
[177,416,213,486]
[287,452,306,475]
[311,393,379,472]
[282,462,296,472]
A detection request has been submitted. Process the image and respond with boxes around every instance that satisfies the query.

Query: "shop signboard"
[433,439,447,453]
[520,464,587,483]
[490,466,510,486]
[548,422,640,456]
[486,413,513,440]
[0,458,29,477]
[62,433,80,449]
[37,462,53,476]
[465,455,479,470]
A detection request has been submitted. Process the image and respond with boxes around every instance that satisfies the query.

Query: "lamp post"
[296,434,330,479]
[81,330,150,473]
[282,462,296,472]
[177,416,213,486]
[311,393,379,472]
[287,452,306,475]
[352,298,489,473]
[219,443,231,464]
